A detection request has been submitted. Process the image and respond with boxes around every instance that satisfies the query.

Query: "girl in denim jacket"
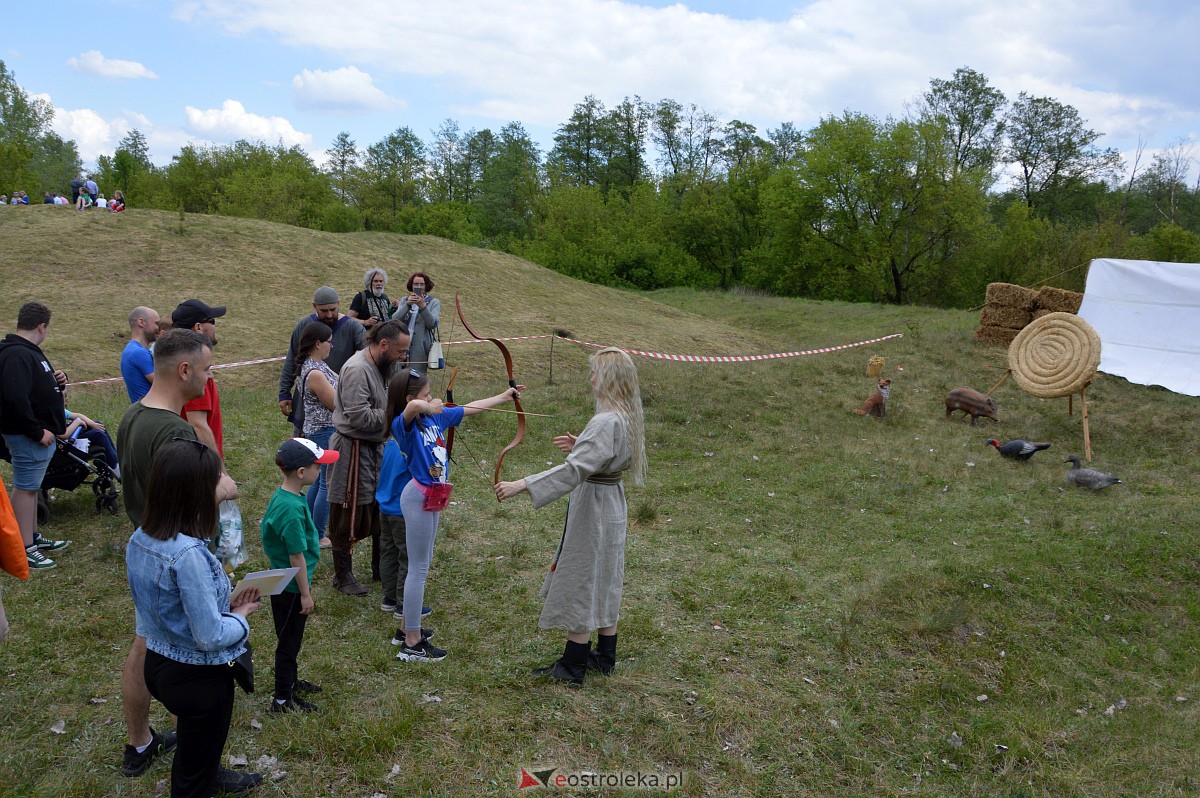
[126,440,262,798]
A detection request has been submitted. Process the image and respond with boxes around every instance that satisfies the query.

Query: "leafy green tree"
[29,132,81,198]
[1126,141,1196,232]
[767,122,804,166]
[165,140,333,228]
[758,112,989,304]
[325,131,360,205]
[0,60,77,194]
[1127,222,1200,263]
[473,122,541,244]
[547,95,608,188]
[360,126,425,228]
[461,127,499,204]
[651,99,721,194]
[918,67,1006,180]
[427,119,469,203]
[1003,93,1123,219]
[603,97,650,195]
[96,129,159,198]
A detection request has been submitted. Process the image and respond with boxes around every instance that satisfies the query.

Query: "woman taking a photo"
[496,347,646,687]
[125,440,262,797]
[295,321,338,546]
[390,271,440,375]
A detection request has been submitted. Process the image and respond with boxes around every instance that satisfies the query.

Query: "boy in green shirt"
[261,438,338,712]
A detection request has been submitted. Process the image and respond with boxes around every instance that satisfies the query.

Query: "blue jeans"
[304,426,333,537]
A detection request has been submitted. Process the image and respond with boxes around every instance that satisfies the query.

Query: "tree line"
[4,61,1199,307]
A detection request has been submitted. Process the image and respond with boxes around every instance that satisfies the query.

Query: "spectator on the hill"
[110,190,126,212]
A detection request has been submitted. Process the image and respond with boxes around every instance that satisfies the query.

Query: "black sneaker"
[396,637,446,662]
[120,726,177,777]
[393,605,433,621]
[214,766,264,796]
[293,679,322,694]
[270,696,318,713]
[390,627,435,645]
[32,532,69,551]
[380,598,398,613]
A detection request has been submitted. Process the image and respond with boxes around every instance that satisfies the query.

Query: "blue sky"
[8,0,1199,178]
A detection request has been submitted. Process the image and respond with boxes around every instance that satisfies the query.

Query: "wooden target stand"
[986,369,1093,461]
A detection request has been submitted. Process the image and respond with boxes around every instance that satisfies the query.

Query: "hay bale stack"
[977,282,1037,346]
[979,304,1033,329]
[975,325,1020,346]
[985,282,1037,311]
[1035,285,1083,314]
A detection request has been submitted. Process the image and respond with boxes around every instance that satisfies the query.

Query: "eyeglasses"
[200,318,216,325]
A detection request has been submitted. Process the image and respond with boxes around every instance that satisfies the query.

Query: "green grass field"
[0,205,1197,797]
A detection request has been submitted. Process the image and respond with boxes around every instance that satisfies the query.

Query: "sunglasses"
[171,437,210,458]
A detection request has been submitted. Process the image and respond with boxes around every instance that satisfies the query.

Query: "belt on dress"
[585,472,623,485]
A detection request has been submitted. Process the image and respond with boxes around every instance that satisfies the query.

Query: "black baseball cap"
[172,299,227,329]
[276,438,339,471]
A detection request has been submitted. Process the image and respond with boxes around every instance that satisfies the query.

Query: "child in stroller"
[0,412,121,522]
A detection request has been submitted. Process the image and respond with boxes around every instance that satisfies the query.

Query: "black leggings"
[144,649,235,798]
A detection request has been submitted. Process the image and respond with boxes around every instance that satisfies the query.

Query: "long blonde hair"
[590,347,646,486]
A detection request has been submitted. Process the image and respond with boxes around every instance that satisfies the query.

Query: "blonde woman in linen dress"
[495,347,646,686]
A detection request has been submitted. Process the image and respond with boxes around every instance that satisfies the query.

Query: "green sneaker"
[32,533,69,552]
[25,546,56,570]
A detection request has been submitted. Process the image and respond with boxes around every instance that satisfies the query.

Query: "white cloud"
[45,101,121,166]
[173,0,1196,151]
[184,99,312,149]
[292,66,400,113]
[66,50,158,80]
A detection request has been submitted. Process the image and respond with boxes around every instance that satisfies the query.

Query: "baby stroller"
[0,429,121,523]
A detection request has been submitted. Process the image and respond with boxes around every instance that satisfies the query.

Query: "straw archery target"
[1007,312,1101,398]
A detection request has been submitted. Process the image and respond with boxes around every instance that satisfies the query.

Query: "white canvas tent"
[1077,258,1200,397]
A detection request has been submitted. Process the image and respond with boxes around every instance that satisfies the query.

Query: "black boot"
[532,640,590,687]
[331,550,367,596]
[588,633,617,675]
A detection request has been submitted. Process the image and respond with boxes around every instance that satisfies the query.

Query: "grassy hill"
[0,205,1197,797]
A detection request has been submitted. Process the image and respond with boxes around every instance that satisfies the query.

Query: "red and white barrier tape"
[69,332,903,386]
[557,333,904,362]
